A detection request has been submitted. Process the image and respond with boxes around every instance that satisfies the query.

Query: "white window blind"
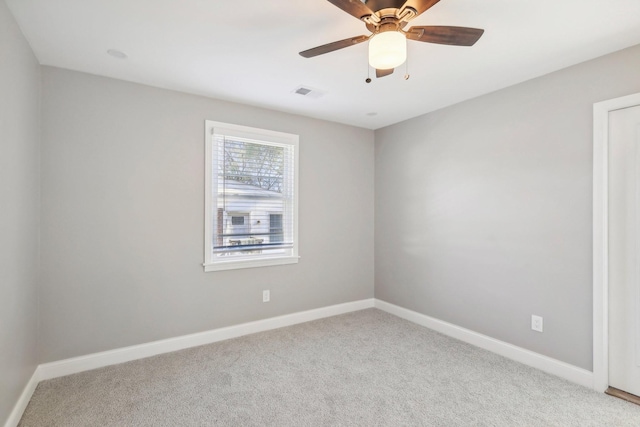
[204,121,299,271]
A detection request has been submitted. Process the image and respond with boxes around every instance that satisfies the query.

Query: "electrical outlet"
[531,315,543,332]
[262,290,270,303]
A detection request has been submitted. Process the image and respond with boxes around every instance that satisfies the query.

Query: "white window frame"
[204,120,299,272]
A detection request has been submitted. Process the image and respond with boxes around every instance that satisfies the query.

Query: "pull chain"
[365,60,372,84]
[404,51,410,80]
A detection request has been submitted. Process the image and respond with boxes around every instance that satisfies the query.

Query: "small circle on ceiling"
[107,49,128,59]
[366,112,378,116]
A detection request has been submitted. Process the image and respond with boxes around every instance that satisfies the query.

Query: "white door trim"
[593,92,640,392]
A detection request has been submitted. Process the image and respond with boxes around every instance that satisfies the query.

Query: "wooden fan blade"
[401,0,441,17]
[363,1,407,13]
[406,26,484,46]
[376,68,394,78]
[299,35,369,58]
[326,0,374,20]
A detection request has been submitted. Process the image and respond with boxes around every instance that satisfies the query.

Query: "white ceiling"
[6,0,640,129]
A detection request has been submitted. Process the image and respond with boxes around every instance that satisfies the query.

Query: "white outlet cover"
[531,315,543,332]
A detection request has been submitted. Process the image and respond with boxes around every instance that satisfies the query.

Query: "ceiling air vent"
[292,85,326,99]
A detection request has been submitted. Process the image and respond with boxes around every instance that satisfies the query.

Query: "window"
[204,121,299,271]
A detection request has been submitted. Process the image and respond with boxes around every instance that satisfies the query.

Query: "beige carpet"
[19,309,640,426]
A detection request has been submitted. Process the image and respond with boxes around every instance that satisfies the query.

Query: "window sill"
[203,256,300,272]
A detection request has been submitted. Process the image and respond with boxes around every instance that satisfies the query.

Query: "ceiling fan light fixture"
[368,31,406,70]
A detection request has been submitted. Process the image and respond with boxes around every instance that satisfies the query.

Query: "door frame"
[593,92,640,392]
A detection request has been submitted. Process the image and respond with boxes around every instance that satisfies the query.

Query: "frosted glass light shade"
[368,31,407,69]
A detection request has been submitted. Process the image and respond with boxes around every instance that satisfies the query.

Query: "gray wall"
[39,67,374,362]
[375,44,640,370]
[0,0,40,423]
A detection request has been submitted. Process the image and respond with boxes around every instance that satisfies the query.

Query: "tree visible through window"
[223,140,284,192]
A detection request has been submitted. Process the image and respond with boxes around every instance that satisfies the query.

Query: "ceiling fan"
[299,0,484,79]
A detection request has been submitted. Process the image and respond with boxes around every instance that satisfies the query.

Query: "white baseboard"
[4,370,40,427]
[374,299,594,389]
[37,298,375,381]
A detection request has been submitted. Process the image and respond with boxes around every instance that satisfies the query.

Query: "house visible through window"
[204,121,299,271]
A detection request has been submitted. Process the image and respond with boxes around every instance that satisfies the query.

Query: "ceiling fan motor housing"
[363,7,417,33]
